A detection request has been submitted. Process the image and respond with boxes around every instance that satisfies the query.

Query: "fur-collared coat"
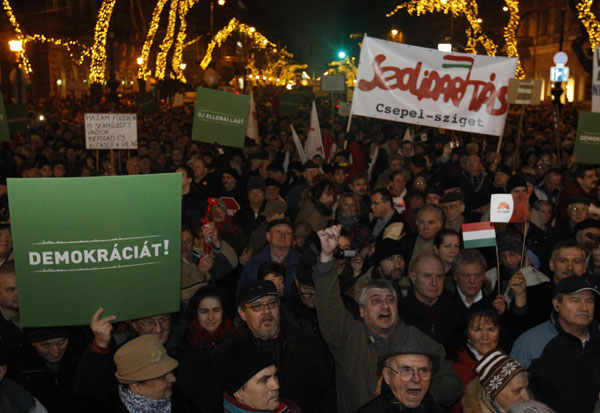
[461,379,497,413]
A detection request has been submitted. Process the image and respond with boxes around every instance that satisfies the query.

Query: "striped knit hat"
[474,351,526,400]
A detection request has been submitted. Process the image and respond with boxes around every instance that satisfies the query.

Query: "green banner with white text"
[7,174,181,327]
[574,111,600,165]
[191,87,249,148]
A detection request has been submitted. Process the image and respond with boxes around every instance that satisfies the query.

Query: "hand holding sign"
[91,307,116,349]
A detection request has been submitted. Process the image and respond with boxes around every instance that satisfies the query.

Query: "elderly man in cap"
[223,340,299,412]
[462,351,530,413]
[357,344,443,412]
[511,276,600,412]
[233,175,267,238]
[74,308,180,408]
[574,218,600,256]
[238,219,301,293]
[114,334,178,412]
[314,225,461,413]
[248,199,287,254]
[198,280,335,412]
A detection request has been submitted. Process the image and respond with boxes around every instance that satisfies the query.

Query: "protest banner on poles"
[7,174,181,327]
[191,87,249,148]
[574,111,600,165]
[0,92,9,142]
[350,36,518,136]
[84,113,138,150]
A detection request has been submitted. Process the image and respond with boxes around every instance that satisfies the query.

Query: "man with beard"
[349,237,410,300]
[207,281,335,412]
[314,225,461,413]
[296,179,336,232]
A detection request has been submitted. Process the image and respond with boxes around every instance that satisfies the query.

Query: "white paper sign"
[490,193,514,223]
[84,113,138,150]
[351,36,518,136]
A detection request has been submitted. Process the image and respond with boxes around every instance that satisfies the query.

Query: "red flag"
[323,130,334,160]
[509,193,530,223]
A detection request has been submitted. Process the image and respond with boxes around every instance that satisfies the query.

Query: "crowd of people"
[0,91,598,413]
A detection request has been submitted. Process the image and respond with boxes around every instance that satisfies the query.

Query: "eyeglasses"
[246,299,280,312]
[137,316,171,328]
[385,366,432,382]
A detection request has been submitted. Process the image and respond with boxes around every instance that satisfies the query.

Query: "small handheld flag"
[462,222,496,249]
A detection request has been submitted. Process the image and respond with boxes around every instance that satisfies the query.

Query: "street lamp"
[337,50,346,59]
[8,40,23,104]
[391,29,399,36]
[136,56,145,93]
[180,63,187,70]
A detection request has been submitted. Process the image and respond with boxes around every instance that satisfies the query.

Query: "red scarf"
[186,317,236,351]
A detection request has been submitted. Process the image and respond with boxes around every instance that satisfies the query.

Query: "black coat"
[398,288,466,353]
[529,321,600,413]
[16,338,98,413]
[357,382,447,412]
[201,320,337,413]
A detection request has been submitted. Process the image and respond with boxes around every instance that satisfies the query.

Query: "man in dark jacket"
[399,252,465,352]
[526,276,600,413]
[17,327,97,412]
[314,225,461,413]
[200,280,336,412]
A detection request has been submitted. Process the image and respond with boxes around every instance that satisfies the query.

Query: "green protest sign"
[191,87,249,148]
[135,92,159,115]
[6,104,28,135]
[0,92,9,141]
[7,174,181,327]
[574,111,600,165]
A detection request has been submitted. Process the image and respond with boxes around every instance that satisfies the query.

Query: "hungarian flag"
[490,193,530,223]
[462,222,497,249]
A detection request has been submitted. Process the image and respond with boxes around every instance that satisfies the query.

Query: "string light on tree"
[503,0,524,78]
[89,0,117,83]
[155,0,180,80]
[139,0,169,80]
[576,0,600,49]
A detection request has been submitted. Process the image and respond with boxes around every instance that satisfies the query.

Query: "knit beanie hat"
[506,175,527,194]
[475,350,526,400]
[223,340,274,396]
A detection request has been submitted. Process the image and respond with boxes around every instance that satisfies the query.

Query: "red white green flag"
[462,222,496,249]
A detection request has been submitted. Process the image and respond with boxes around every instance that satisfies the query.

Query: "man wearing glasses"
[220,280,335,412]
[357,349,439,412]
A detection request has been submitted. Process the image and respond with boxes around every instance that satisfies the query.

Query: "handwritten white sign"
[84,113,138,150]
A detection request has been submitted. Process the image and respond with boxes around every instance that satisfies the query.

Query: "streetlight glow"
[218,0,225,5]
[391,29,399,36]
[337,51,346,59]
[8,40,22,52]
[502,6,509,11]
[137,57,143,65]
[180,63,187,70]
[56,79,62,86]
[477,18,483,23]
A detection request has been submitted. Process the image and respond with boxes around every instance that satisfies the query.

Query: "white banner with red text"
[351,36,518,136]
